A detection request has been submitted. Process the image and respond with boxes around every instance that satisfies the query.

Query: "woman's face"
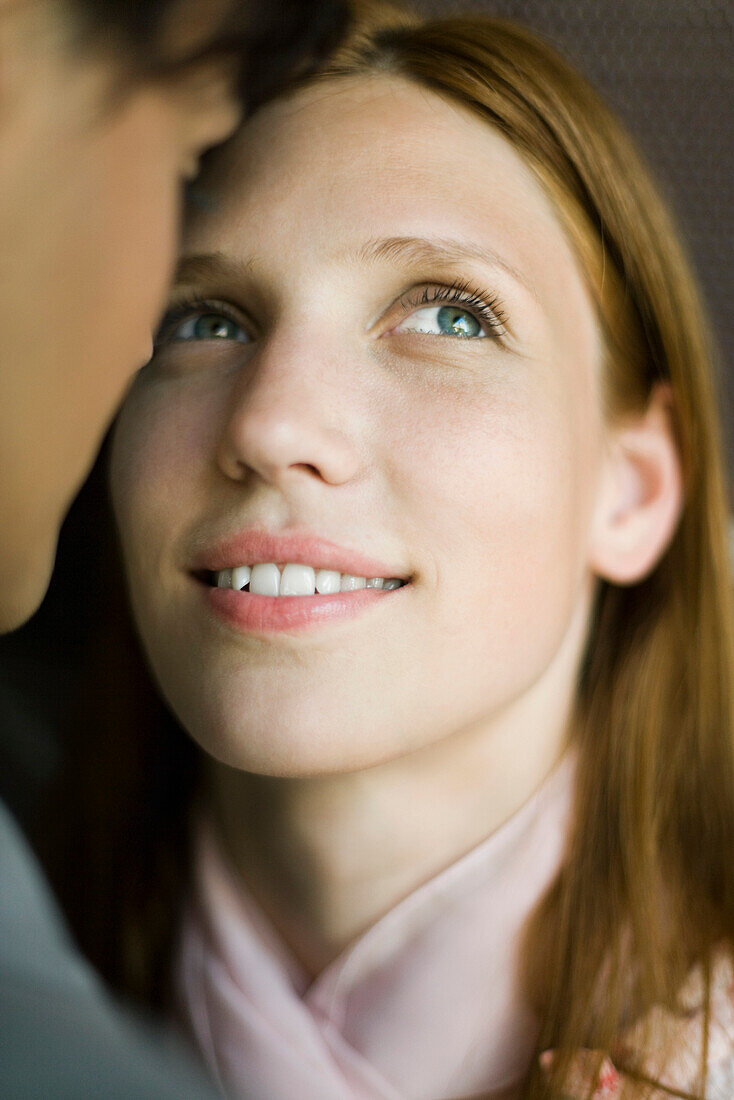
[112,75,608,777]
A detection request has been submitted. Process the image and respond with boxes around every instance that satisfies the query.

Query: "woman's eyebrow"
[351,236,537,300]
[171,251,254,289]
[171,240,537,301]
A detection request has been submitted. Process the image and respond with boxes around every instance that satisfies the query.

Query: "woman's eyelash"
[398,279,508,335]
[153,281,507,348]
[153,296,246,346]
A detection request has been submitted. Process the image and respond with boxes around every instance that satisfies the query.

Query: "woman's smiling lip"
[189,529,412,635]
[189,528,410,581]
[203,584,406,634]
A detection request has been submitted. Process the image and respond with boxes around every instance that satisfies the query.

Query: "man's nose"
[215,334,363,491]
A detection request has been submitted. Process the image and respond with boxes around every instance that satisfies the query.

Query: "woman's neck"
[205,672,576,979]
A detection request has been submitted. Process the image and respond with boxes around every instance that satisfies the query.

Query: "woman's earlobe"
[589,383,684,586]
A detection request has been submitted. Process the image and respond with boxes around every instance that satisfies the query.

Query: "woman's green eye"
[395,304,486,339]
[193,314,241,340]
[436,306,482,337]
[169,311,249,343]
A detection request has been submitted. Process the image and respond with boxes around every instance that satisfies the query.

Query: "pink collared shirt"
[175,752,575,1099]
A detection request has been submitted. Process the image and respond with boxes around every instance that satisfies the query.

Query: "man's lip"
[190,530,409,580]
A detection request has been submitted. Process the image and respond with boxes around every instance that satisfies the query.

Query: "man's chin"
[0,541,56,635]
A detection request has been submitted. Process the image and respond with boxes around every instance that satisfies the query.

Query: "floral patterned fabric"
[542,950,734,1100]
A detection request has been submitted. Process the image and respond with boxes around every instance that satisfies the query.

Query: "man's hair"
[69,0,349,109]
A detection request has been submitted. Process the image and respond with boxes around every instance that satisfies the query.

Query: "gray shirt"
[0,798,223,1098]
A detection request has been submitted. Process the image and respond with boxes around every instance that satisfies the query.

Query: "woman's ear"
[589,383,684,586]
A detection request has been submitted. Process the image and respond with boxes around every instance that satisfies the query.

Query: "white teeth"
[249,562,281,596]
[231,565,251,591]
[280,563,316,596]
[315,568,341,594]
[213,563,406,595]
[340,574,366,591]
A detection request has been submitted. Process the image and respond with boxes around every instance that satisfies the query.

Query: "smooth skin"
[112,76,683,978]
[0,0,239,631]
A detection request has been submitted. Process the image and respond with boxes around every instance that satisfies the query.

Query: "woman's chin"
[179,704,411,779]
[191,731,388,778]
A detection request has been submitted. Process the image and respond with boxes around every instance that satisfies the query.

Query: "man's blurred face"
[0,0,240,631]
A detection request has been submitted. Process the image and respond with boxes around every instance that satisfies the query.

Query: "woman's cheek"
[430,389,588,651]
[113,382,200,506]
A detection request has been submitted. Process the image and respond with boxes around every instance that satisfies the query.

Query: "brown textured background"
[416,0,734,473]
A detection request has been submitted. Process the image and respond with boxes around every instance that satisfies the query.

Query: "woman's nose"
[216,338,363,490]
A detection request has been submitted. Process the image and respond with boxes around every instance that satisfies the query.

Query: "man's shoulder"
[0,799,87,977]
[0,800,220,1099]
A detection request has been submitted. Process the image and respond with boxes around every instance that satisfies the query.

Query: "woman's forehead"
[200,75,547,217]
[190,76,576,280]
